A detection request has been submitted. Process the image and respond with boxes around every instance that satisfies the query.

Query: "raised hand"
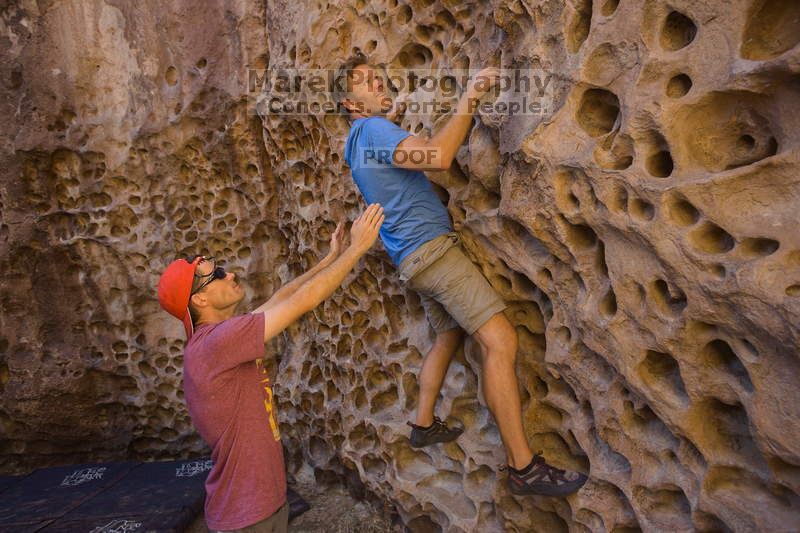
[466,67,501,99]
[349,203,384,254]
[326,220,346,260]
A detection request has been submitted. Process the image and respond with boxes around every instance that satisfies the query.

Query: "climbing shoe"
[506,454,588,497]
[408,417,463,448]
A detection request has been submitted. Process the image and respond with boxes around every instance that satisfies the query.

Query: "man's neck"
[195,306,237,328]
[350,110,382,121]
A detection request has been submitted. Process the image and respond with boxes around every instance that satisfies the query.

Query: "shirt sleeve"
[362,117,412,165]
[204,312,266,372]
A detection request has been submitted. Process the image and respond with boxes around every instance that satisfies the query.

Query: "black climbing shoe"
[408,417,463,448]
[506,454,588,497]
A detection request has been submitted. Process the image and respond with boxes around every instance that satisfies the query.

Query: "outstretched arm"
[256,221,346,311]
[252,204,384,343]
[393,67,501,171]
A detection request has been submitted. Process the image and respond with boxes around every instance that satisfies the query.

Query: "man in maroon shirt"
[157,204,384,532]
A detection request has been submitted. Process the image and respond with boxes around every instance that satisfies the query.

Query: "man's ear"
[190,292,207,310]
[341,98,355,113]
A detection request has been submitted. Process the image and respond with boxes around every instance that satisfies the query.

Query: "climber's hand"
[349,203,384,255]
[466,67,501,99]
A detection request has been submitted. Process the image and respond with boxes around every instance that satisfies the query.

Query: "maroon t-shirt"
[182,312,286,530]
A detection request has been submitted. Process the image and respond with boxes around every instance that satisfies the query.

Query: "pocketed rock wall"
[0,0,275,468]
[1,1,799,532]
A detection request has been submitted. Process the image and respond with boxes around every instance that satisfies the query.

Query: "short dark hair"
[332,52,369,116]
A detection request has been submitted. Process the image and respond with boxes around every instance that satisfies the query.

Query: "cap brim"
[182,309,194,340]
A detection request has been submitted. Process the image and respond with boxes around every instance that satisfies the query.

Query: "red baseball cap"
[157,256,203,339]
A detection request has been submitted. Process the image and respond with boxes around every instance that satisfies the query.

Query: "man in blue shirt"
[335,55,587,497]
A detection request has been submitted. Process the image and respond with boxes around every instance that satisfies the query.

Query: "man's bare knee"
[474,312,517,354]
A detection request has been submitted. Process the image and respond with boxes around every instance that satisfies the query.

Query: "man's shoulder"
[352,116,401,135]
[188,313,263,347]
[363,115,401,130]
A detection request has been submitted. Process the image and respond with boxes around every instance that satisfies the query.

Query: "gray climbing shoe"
[408,417,463,447]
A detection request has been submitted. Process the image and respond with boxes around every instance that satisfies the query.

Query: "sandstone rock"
[1,1,800,532]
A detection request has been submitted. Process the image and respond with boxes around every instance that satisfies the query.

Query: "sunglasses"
[187,256,227,295]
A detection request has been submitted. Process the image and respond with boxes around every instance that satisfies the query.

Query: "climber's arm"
[393,67,501,172]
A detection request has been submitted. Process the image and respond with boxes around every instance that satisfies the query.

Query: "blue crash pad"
[0,461,137,530]
[0,458,310,532]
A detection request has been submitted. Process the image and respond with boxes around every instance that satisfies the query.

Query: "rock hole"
[9,69,22,89]
[638,350,689,405]
[660,11,697,51]
[595,240,609,277]
[415,25,432,40]
[555,326,572,344]
[630,198,655,221]
[196,58,207,69]
[406,516,443,533]
[601,0,619,16]
[706,263,726,280]
[394,43,433,68]
[737,134,756,151]
[726,135,778,170]
[564,220,598,250]
[165,66,178,86]
[353,386,367,409]
[397,4,412,24]
[740,237,779,258]
[740,0,800,60]
[701,339,754,392]
[679,93,779,171]
[599,287,617,317]
[693,510,733,533]
[694,400,761,465]
[785,284,800,297]
[633,485,693,531]
[646,150,674,178]
[401,372,419,410]
[566,0,593,53]
[666,73,692,98]
[665,195,700,226]
[577,508,604,532]
[650,278,688,316]
[576,88,620,137]
[299,191,314,207]
[370,384,398,414]
[689,221,735,254]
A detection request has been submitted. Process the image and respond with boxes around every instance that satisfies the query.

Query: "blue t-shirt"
[343,116,452,266]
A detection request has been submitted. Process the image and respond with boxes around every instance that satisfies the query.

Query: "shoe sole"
[409,431,463,448]
[508,478,587,497]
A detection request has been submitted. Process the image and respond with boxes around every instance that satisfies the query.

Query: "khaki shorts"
[399,232,507,335]
[213,502,289,533]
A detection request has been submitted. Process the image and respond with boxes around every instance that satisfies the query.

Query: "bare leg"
[473,312,533,469]
[415,327,464,427]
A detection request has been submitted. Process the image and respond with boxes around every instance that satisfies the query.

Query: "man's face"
[191,257,245,312]
[344,64,393,117]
